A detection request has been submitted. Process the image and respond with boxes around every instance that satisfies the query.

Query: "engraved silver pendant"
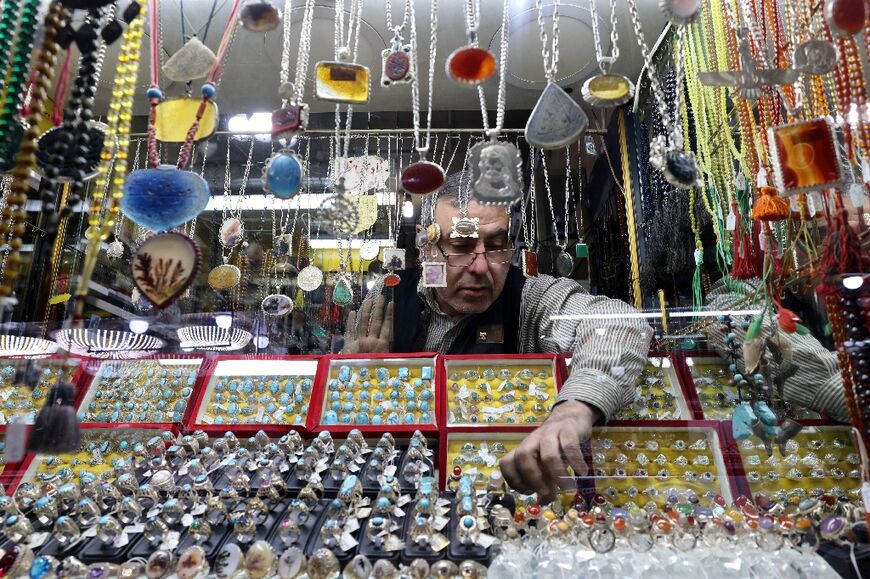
[555,250,574,277]
[525,82,588,149]
[359,240,380,261]
[297,265,324,292]
[450,216,479,238]
[468,140,523,206]
[794,40,838,75]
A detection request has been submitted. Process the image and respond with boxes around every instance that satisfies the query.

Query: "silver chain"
[522,156,536,249]
[279,0,293,94]
[290,0,316,104]
[409,0,438,154]
[535,0,559,82]
[588,0,620,73]
[385,0,412,37]
[540,150,565,249]
[477,0,509,138]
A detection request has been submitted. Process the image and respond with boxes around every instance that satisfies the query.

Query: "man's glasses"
[436,243,513,268]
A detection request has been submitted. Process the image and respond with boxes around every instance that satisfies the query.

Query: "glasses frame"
[435,243,514,268]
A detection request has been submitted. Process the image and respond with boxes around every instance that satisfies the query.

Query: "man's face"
[431,198,511,318]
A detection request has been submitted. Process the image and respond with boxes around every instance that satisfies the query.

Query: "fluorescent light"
[128,319,149,334]
[227,113,270,140]
[402,200,414,218]
[669,309,762,318]
[227,114,249,133]
[204,192,397,211]
[215,314,233,329]
[843,275,864,290]
[309,239,395,249]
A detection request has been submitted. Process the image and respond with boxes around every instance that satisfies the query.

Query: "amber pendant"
[450,217,479,239]
[521,250,538,278]
[468,141,523,206]
[381,39,413,87]
[401,161,446,195]
[555,250,574,277]
[445,45,496,85]
[581,74,636,108]
[422,262,447,287]
[525,82,588,149]
[315,61,370,104]
[271,104,309,140]
[768,118,843,196]
[825,0,866,36]
[155,98,218,142]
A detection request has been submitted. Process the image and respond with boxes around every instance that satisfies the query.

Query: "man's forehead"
[434,198,509,227]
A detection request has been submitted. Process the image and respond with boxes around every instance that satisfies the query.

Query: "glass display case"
[614,356,691,420]
[0,356,87,424]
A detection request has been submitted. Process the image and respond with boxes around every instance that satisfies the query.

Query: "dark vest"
[391,266,526,354]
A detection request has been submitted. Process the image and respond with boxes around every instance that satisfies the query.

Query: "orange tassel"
[777,306,800,333]
[752,186,791,221]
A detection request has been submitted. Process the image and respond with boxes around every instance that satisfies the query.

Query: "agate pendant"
[208,264,241,290]
[445,45,496,85]
[525,82,588,149]
[263,151,304,199]
[521,250,538,278]
[450,217,479,238]
[768,118,843,195]
[315,61,371,104]
[219,217,244,248]
[581,74,636,108]
[262,294,294,317]
[132,232,201,308]
[381,40,413,87]
[401,161,446,195]
[825,0,866,36]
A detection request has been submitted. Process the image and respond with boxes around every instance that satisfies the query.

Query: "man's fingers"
[498,450,531,495]
[559,431,589,477]
[512,439,553,502]
[369,295,386,338]
[541,434,575,496]
[379,301,394,344]
[357,297,374,337]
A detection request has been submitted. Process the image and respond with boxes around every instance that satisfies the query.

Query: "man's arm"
[500,275,654,502]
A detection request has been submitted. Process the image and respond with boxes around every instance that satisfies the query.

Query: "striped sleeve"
[705,280,849,423]
[518,275,654,421]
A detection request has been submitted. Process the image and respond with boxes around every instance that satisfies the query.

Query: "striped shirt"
[417,273,654,421]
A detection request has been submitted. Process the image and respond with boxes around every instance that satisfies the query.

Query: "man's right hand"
[343,295,394,353]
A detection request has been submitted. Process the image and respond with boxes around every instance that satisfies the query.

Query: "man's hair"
[419,172,464,225]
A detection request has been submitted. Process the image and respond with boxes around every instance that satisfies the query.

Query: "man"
[344,173,654,503]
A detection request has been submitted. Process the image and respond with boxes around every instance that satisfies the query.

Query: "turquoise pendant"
[332,274,353,306]
[122,165,210,231]
[263,151,303,199]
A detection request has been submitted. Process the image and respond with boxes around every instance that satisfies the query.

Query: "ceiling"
[90,0,669,117]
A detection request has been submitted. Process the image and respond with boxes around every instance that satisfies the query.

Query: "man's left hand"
[498,400,598,504]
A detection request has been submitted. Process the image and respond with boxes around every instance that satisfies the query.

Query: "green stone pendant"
[332,274,353,306]
[575,243,588,259]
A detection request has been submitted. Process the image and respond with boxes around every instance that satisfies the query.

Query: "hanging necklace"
[626,0,702,190]
[451,140,481,237]
[122,0,242,233]
[521,153,539,278]
[296,157,324,292]
[315,0,369,104]
[265,0,316,200]
[542,149,575,276]
[219,138,253,249]
[446,0,496,85]
[468,0,522,207]
[381,0,413,87]
[525,0,588,149]
[400,0,445,196]
[582,0,635,108]
[261,246,293,316]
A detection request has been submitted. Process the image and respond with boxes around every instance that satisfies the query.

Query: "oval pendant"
[555,251,574,277]
[123,165,211,231]
[663,150,702,189]
[659,0,703,24]
[297,265,323,292]
[401,161,446,195]
[239,1,281,32]
[581,74,636,108]
[451,217,480,238]
[446,46,496,85]
[332,275,354,306]
[208,264,241,290]
[468,141,523,206]
[262,294,294,317]
[825,0,866,36]
[263,151,304,199]
[106,240,124,260]
[219,217,244,248]
[383,273,401,287]
[359,240,380,261]
[793,40,838,74]
[132,232,201,309]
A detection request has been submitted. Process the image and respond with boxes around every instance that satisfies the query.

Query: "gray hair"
[419,171,471,226]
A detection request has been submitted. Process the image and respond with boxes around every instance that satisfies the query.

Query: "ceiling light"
[128,319,149,334]
[215,314,233,329]
[402,200,414,218]
[843,275,864,290]
[177,326,252,351]
[54,329,164,359]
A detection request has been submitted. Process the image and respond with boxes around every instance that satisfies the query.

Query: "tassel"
[28,383,81,454]
[776,306,801,333]
[746,315,763,341]
[752,186,791,222]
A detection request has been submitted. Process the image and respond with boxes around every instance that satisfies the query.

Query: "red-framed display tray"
[0,354,96,430]
[439,354,564,429]
[3,423,181,493]
[75,354,211,430]
[186,354,324,437]
[310,353,440,436]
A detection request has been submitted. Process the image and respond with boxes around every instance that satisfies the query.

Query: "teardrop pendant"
[332,274,354,306]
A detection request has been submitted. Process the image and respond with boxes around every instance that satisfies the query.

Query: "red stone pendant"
[401,161,446,195]
[445,46,496,85]
[271,104,309,141]
[384,273,401,287]
[522,250,538,278]
[381,44,413,87]
[825,0,866,36]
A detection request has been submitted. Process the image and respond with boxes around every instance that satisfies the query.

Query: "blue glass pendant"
[263,151,303,199]
[122,165,211,231]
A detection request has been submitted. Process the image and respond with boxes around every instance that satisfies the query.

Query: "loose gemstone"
[446,46,496,84]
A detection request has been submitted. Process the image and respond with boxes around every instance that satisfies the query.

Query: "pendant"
[648,136,702,190]
[450,217,479,238]
[263,150,304,199]
[521,250,538,278]
[825,0,866,36]
[426,223,442,244]
[401,161,446,195]
[581,74,636,108]
[162,37,217,82]
[332,274,354,306]
[659,0,703,24]
[36,121,109,181]
[315,61,371,104]
[446,45,496,85]
[793,40,838,75]
[106,240,124,260]
[122,165,211,231]
[154,98,219,142]
[383,248,406,271]
[381,38,413,87]
[384,273,402,287]
[262,294,294,317]
[575,242,588,258]
[297,265,323,292]
[271,104,309,141]
[219,217,244,248]
[359,240,380,261]
[421,262,447,287]
[239,1,281,32]
[555,250,574,277]
[207,264,241,290]
[325,191,360,235]
[468,140,523,206]
[525,82,588,149]
[132,232,201,309]
[768,118,843,196]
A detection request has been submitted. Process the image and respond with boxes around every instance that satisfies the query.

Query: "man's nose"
[466,251,490,275]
